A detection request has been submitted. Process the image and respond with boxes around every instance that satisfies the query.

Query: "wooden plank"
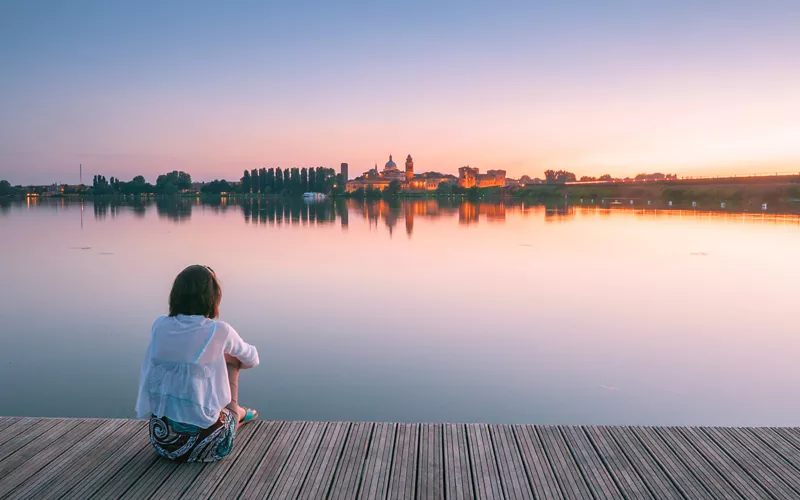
[749,428,800,477]
[627,426,715,500]
[0,419,97,497]
[150,421,261,500]
[466,423,504,499]
[443,423,475,500]
[416,423,444,500]
[327,421,373,500]
[84,438,161,499]
[584,426,655,500]
[604,426,685,499]
[560,426,621,500]
[268,421,329,499]
[357,421,397,499]
[61,423,152,500]
[537,425,592,500]
[5,418,800,500]
[677,427,770,498]
[180,420,280,500]
[0,417,24,443]
[654,427,744,499]
[235,420,307,498]
[701,427,798,498]
[298,421,351,500]
[0,417,21,431]
[6,419,139,500]
[489,424,533,500]
[387,422,419,500]
[0,418,63,463]
[773,427,800,453]
[513,425,563,500]
[0,418,85,474]
[116,453,181,499]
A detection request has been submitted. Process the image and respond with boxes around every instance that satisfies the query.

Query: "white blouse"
[135,315,259,428]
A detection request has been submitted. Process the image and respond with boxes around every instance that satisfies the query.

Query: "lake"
[1,196,799,426]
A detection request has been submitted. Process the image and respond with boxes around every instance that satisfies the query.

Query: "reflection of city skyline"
[6,197,800,231]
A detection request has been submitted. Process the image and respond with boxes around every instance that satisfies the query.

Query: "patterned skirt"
[149,408,237,463]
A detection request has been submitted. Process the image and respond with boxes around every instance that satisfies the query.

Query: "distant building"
[407,172,457,191]
[405,155,414,182]
[45,184,64,196]
[340,163,349,182]
[345,154,407,192]
[458,167,506,188]
[345,154,502,192]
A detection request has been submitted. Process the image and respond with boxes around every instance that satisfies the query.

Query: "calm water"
[1,197,799,426]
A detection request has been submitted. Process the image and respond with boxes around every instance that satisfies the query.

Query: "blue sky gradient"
[2,0,799,184]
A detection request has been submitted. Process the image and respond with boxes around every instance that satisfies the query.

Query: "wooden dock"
[2,417,800,499]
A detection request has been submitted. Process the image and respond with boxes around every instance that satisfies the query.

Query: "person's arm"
[223,323,260,369]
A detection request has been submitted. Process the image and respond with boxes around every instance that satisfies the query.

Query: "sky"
[1,0,799,185]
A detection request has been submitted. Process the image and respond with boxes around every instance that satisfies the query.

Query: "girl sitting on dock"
[135,265,259,462]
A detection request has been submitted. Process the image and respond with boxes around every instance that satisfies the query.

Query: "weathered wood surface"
[1,417,800,499]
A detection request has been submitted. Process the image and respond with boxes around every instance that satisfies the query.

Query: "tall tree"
[241,170,251,194]
[308,167,317,192]
[544,170,576,184]
[300,167,308,193]
[259,167,267,193]
[314,167,324,192]
[266,168,275,193]
[290,168,301,195]
[275,167,284,193]
[250,168,259,194]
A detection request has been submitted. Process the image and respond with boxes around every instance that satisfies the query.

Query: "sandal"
[239,407,258,426]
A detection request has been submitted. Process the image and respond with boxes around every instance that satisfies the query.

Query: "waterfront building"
[340,163,349,182]
[345,154,463,192]
[458,167,506,188]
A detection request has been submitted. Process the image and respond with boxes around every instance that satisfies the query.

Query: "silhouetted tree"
[385,180,402,197]
[275,168,284,193]
[314,167,324,192]
[544,170,577,184]
[436,181,455,196]
[259,167,267,193]
[201,179,232,194]
[156,170,192,193]
[290,168,301,195]
[599,174,613,181]
[301,167,308,192]
[308,168,317,192]
[241,170,251,193]
[0,180,16,196]
[250,169,259,194]
[266,168,275,193]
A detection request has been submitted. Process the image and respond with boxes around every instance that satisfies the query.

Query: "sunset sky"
[1,0,799,185]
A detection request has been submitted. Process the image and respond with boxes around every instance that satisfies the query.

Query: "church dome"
[384,154,397,170]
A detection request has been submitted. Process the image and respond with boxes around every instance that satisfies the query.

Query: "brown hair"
[168,265,222,319]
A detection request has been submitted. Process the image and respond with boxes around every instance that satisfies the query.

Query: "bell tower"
[405,154,414,182]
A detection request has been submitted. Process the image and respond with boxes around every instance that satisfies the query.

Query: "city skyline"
[2,1,799,185]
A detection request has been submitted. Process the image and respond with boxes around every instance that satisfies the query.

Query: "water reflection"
[2,195,800,425]
[156,197,192,222]
[5,196,800,232]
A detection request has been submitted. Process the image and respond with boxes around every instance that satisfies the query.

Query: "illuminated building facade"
[345,155,504,192]
[458,167,506,188]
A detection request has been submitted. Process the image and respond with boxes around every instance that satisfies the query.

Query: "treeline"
[578,172,678,182]
[237,166,338,196]
[0,180,19,196]
[543,170,678,184]
[91,171,192,195]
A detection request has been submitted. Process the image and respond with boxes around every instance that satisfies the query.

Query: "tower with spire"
[405,155,414,182]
